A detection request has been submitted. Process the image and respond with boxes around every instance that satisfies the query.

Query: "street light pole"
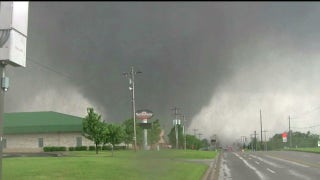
[123,66,141,152]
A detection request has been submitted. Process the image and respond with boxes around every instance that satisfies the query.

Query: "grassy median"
[3,149,218,180]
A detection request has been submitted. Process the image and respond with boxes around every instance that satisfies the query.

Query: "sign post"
[282,132,287,143]
[136,109,154,150]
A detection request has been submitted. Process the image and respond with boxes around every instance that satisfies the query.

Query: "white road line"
[265,155,309,168]
[233,153,266,180]
[255,161,260,165]
[266,168,275,174]
[249,154,282,168]
[288,169,311,180]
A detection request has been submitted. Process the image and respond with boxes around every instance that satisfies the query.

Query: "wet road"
[218,150,320,180]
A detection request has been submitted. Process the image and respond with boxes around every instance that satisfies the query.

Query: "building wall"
[3,132,95,153]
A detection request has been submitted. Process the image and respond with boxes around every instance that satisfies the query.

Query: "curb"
[202,152,222,180]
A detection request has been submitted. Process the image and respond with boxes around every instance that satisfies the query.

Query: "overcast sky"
[5,2,320,145]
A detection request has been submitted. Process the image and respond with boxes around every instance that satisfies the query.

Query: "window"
[38,138,44,148]
[76,137,82,147]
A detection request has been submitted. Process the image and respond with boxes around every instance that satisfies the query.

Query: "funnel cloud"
[4,2,320,145]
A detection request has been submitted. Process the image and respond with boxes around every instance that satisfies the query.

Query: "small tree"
[122,118,143,149]
[83,108,104,154]
[122,118,134,148]
[186,134,202,150]
[168,125,184,149]
[148,119,161,148]
[103,123,124,156]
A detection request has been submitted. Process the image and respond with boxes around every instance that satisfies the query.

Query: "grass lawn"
[287,147,320,154]
[3,149,218,180]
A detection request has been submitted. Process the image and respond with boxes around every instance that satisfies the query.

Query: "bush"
[68,147,75,151]
[75,146,87,151]
[43,146,67,152]
[89,146,103,151]
[89,146,96,151]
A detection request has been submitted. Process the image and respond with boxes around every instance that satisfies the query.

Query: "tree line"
[82,108,162,154]
[83,108,210,154]
[245,130,320,151]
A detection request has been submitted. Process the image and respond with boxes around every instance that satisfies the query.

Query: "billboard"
[136,109,153,122]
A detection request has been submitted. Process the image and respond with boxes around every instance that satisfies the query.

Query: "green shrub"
[43,146,66,152]
[68,147,75,151]
[89,146,103,151]
[75,146,87,151]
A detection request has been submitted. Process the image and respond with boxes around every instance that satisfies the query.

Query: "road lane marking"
[265,155,309,168]
[288,169,311,180]
[249,154,282,168]
[266,168,275,174]
[265,154,320,169]
[255,161,260,165]
[233,153,266,180]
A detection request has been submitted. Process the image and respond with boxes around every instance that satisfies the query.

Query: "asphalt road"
[218,150,320,180]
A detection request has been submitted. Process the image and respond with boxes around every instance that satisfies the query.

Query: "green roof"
[3,111,83,134]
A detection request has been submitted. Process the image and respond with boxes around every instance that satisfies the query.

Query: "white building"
[3,111,95,153]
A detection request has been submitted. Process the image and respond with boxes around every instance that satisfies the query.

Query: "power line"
[26,56,74,81]
[26,56,102,92]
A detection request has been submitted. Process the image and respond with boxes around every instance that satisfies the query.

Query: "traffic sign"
[282,132,287,143]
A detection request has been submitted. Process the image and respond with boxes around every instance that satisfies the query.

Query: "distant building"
[3,111,94,153]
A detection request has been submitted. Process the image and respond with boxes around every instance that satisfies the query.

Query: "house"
[3,111,94,153]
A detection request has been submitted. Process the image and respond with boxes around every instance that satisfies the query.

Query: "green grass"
[3,150,218,180]
[287,147,320,154]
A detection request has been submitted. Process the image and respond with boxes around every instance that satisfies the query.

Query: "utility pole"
[172,107,180,149]
[180,115,187,151]
[0,62,7,180]
[254,131,257,151]
[289,115,292,148]
[262,130,267,151]
[241,136,246,149]
[260,109,263,151]
[250,134,254,152]
[0,3,29,179]
[123,66,142,152]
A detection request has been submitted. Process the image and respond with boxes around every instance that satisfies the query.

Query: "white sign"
[173,119,181,125]
[318,140,320,147]
[283,137,287,143]
[135,109,153,120]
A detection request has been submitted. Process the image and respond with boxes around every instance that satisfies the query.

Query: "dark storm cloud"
[5,2,320,144]
[8,2,234,119]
